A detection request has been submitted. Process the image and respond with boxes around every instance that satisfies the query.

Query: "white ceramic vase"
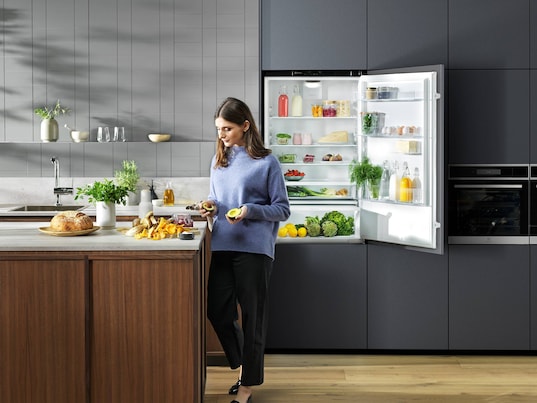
[40,118,59,142]
[96,201,116,229]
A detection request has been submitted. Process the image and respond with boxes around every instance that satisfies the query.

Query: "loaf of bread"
[50,211,93,231]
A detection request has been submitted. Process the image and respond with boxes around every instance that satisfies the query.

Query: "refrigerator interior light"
[304,80,321,88]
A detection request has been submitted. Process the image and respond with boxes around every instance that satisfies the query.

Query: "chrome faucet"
[51,156,73,206]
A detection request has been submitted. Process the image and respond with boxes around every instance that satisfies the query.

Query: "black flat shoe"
[228,379,241,395]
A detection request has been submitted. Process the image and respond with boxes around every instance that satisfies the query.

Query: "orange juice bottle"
[399,162,412,202]
[163,181,175,206]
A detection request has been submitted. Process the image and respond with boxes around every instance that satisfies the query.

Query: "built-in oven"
[448,165,529,244]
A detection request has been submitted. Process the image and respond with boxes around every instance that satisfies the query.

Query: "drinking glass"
[114,126,126,142]
[97,126,110,142]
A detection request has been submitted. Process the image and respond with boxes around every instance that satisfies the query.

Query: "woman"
[200,97,290,403]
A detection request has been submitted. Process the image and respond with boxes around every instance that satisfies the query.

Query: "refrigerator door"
[357,65,444,254]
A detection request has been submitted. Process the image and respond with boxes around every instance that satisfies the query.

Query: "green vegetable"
[320,210,355,236]
[349,157,383,188]
[286,186,334,197]
[361,112,378,134]
[304,216,321,237]
[75,179,129,205]
[321,220,338,237]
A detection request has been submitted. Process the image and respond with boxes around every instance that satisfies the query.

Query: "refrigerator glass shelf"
[280,162,352,167]
[358,134,423,139]
[270,144,356,147]
[268,116,357,120]
[361,97,423,103]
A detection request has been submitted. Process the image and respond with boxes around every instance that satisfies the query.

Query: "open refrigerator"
[262,65,444,254]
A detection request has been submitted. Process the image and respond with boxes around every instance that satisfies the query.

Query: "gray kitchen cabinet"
[261,0,367,70]
[266,243,367,350]
[367,243,448,350]
[448,0,530,69]
[367,0,448,70]
[530,70,537,164]
[531,2,537,68]
[449,245,530,350]
[448,69,530,165]
[531,246,537,350]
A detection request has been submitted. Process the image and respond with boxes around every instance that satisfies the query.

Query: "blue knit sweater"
[208,146,291,260]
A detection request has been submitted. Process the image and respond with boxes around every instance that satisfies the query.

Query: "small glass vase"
[367,178,381,200]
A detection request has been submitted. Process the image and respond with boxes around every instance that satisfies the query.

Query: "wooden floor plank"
[205,354,537,402]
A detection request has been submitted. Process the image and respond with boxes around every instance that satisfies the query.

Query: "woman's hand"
[226,205,247,224]
[199,200,216,218]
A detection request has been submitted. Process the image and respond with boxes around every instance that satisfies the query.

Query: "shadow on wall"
[0,8,25,122]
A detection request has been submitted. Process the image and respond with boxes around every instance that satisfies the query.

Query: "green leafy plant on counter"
[34,100,71,120]
[114,160,140,192]
[75,179,129,205]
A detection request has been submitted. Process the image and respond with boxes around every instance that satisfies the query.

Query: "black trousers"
[207,251,273,386]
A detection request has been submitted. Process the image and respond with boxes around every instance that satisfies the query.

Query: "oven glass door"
[448,181,528,243]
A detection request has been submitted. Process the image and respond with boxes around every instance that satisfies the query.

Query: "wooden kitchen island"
[0,222,207,403]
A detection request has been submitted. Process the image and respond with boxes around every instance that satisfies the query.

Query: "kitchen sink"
[10,205,86,212]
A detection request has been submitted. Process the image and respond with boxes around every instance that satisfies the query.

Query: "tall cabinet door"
[449,245,530,350]
[448,70,530,165]
[266,243,367,350]
[261,0,367,70]
[367,243,448,350]
[0,260,86,403]
[367,0,448,69]
[91,256,203,403]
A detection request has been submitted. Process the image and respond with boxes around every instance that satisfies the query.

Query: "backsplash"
[0,177,210,206]
[0,141,216,178]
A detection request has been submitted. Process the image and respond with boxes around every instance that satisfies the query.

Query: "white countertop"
[0,221,206,252]
[0,204,201,217]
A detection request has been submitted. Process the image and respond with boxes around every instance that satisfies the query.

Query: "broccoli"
[320,211,355,236]
[304,216,321,237]
[321,220,338,237]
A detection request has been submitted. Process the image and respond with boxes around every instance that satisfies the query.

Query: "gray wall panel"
[0,0,257,179]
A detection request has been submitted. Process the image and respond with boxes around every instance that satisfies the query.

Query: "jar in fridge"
[311,103,323,117]
[365,87,377,100]
[322,100,337,117]
[336,100,351,117]
[377,86,398,99]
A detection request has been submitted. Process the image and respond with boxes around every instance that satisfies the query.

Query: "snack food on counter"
[50,210,93,232]
[318,130,348,143]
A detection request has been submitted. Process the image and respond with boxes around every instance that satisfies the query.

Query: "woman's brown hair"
[213,97,271,168]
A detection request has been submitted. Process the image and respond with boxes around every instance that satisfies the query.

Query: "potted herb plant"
[115,160,140,205]
[75,179,129,229]
[349,157,383,199]
[34,100,70,142]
